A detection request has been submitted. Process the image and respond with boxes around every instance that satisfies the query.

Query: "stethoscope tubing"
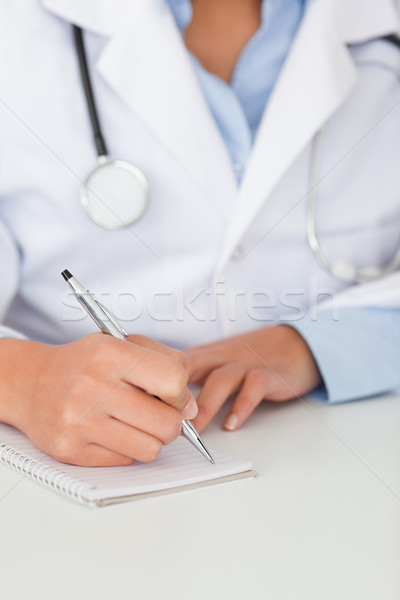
[73,25,108,158]
[74,25,150,229]
[73,24,400,281]
[307,34,400,283]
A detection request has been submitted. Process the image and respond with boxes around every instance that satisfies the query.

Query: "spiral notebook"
[0,423,254,507]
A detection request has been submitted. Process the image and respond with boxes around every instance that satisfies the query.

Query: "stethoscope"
[307,34,400,283]
[74,26,149,230]
[74,26,400,283]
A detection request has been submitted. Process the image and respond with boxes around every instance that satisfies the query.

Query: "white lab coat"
[0,0,399,348]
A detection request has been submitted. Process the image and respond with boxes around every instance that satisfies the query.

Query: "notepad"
[0,423,255,507]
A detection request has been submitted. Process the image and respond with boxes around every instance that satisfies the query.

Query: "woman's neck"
[184,0,262,83]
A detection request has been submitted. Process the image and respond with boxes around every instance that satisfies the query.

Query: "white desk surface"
[0,393,399,600]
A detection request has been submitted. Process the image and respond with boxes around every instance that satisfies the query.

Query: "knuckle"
[60,380,96,424]
[247,368,268,387]
[87,331,108,352]
[87,338,112,369]
[164,362,188,399]
[91,334,123,364]
[140,439,163,463]
[207,367,231,385]
[116,456,135,466]
[162,414,182,444]
[172,350,188,369]
[68,375,91,401]
[197,403,213,421]
[57,402,81,431]
[51,438,76,464]
[127,334,148,346]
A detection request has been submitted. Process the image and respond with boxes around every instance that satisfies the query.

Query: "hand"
[186,325,322,432]
[0,333,197,466]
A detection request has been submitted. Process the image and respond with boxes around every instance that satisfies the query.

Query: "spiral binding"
[0,442,94,505]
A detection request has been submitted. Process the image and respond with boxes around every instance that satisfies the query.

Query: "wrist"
[0,338,49,431]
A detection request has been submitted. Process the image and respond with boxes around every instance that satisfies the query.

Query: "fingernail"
[224,414,239,431]
[182,397,198,420]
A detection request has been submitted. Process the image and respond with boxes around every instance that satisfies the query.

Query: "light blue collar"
[167,0,292,33]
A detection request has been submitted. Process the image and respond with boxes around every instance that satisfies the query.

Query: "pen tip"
[61,269,73,281]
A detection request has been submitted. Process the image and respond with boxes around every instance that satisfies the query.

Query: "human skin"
[187,326,322,433]
[185,0,262,82]
[0,1,320,464]
[0,334,197,466]
[185,2,322,430]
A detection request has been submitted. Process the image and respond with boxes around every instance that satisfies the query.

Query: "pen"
[61,269,215,464]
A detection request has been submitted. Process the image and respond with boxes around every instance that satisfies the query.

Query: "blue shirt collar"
[167,0,303,33]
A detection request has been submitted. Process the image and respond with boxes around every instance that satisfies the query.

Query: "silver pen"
[61,270,215,464]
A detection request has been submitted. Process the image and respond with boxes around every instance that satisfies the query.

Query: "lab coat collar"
[41,0,237,217]
[42,0,399,270]
[215,0,400,272]
[42,0,118,35]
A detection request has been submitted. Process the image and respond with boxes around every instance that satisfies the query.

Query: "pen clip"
[89,294,128,339]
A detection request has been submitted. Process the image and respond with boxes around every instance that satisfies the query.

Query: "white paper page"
[0,424,253,502]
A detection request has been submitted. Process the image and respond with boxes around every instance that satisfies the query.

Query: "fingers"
[91,417,165,463]
[186,348,226,383]
[191,363,246,432]
[107,383,182,444]
[16,334,196,468]
[48,423,137,467]
[126,334,188,369]
[49,401,179,466]
[56,444,135,467]
[223,369,271,431]
[99,336,197,418]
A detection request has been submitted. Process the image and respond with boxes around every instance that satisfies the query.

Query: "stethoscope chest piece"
[74,25,149,230]
[81,156,149,230]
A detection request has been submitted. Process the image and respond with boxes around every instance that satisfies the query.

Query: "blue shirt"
[167,0,400,403]
[168,0,306,180]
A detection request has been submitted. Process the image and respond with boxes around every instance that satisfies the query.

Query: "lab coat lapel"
[42,0,237,215]
[215,0,400,272]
